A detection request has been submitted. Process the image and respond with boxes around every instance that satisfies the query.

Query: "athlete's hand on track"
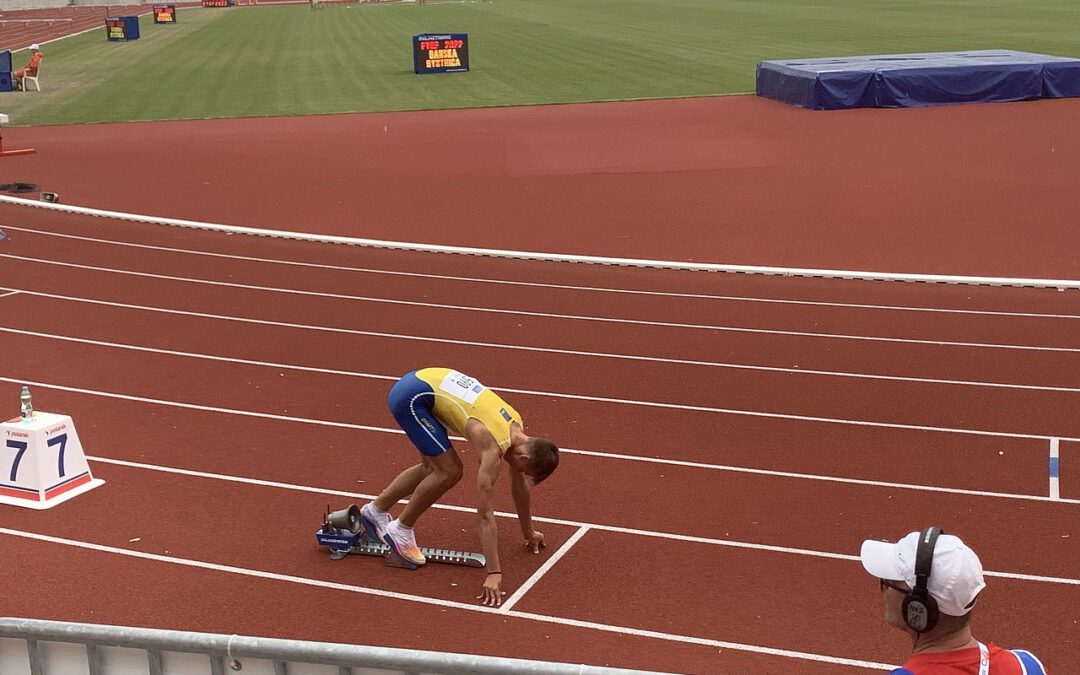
[525,530,546,554]
[477,573,506,606]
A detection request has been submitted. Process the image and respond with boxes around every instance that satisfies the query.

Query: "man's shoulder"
[464,418,500,451]
[899,644,1045,675]
[991,644,1046,675]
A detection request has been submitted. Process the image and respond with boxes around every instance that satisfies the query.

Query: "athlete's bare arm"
[469,419,506,606]
[511,468,545,553]
[507,422,545,553]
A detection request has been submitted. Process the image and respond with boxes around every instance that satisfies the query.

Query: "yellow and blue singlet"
[386,368,521,456]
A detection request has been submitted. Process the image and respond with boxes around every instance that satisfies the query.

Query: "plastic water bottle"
[20,385,33,420]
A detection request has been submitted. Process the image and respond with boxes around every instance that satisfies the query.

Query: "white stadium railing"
[0,618,668,675]
[1,195,1078,288]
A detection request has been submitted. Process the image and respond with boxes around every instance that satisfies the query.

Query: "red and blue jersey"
[891,642,1046,675]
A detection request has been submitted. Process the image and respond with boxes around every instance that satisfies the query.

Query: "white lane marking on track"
[0,291,18,299]
[0,287,738,366]
[3,373,1078,456]
[0,254,722,331]
[2,373,1077,506]
[4,286,1080,361]
[3,257,1079,352]
[0,527,896,671]
[500,526,592,613]
[0,226,726,300]
[77,439,1068,512]
[86,456,1080,583]
[6,224,1079,319]
[4,325,1079,393]
[73,430,1077,512]
[559,447,1080,505]
[85,456,1080,575]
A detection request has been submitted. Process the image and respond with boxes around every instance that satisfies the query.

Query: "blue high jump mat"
[756,50,1080,110]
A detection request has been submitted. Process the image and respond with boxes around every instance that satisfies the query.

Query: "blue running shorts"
[387,371,452,457]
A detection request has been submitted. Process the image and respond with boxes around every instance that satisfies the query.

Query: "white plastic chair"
[22,70,41,92]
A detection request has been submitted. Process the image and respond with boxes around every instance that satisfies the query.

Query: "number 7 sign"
[1,412,104,510]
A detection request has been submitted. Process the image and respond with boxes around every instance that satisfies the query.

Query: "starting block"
[315,504,485,570]
[1,411,104,509]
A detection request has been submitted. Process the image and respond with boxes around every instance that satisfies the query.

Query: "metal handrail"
[0,617,668,674]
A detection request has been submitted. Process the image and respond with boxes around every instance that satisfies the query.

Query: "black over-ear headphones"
[902,526,942,633]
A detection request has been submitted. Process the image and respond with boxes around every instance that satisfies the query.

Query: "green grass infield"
[3,0,1079,125]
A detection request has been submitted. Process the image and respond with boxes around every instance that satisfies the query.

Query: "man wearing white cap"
[14,44,42,91]
[860,527,1047,674]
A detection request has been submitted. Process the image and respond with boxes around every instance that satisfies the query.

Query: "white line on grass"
[500,526,592,613]
[4,325,1078,394]
[6,224,1079,319]
[0,527,896,671]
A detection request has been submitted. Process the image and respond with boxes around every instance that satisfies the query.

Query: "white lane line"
[561,447,1080,505]
[0,287,733,369]
[500,526,592,613]
[0,226,725,300]
[3,262,1080,353]
[0,291,18,299]
[0,528,895,671]
[87,456,1080,576]
[4,325,1079,394]
[8,371,1080,444]
[6,375,1080,503]
[6,289,1080,384]
[7,225,1079,319]
[0,254,721,332]
[5,376,1080,504]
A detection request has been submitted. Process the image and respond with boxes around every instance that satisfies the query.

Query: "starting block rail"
[315,503,485,569]
[323,536,486,568]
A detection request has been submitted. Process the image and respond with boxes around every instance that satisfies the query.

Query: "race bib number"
[438,370,486,404]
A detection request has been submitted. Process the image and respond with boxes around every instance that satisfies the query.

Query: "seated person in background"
[14,44,42,91]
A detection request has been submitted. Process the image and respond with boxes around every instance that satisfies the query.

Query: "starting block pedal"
[315,503,486,569]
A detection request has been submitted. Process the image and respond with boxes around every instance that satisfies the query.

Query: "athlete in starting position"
[360,367,559,606]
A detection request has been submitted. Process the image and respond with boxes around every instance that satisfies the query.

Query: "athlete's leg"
[397,449,463,527]
[363,372,452,563]
[379,452,460,566]
[362,458,429,542]
[371,456,433,510]
[374,371,451,509]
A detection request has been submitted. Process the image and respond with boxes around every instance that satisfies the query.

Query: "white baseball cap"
[860,530,986,616]
[29,44,40,51]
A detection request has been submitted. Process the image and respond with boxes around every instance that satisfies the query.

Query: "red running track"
[5,95,1080,279]
[1,92,1080,673]
[0,203,1078,673]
